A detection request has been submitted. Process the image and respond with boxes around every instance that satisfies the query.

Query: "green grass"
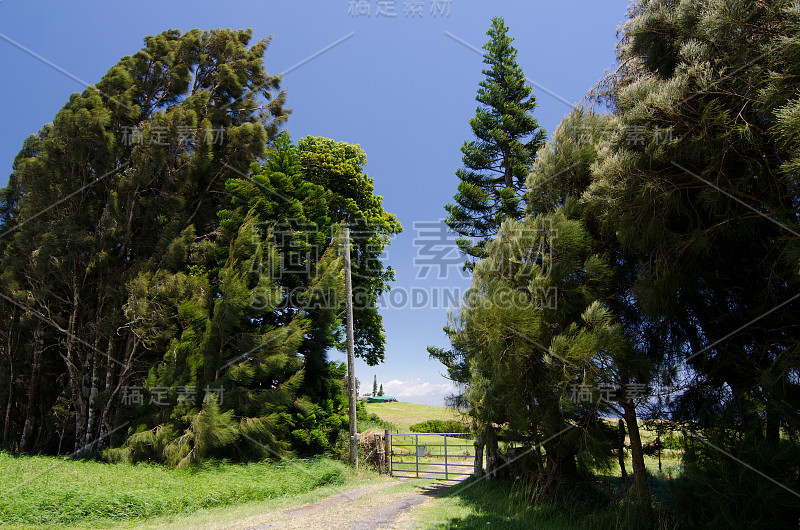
[109,467,395,529]
[364,401,465,432]
[0,452,350,528]
[414,475,680,529]
[413,477,591,529]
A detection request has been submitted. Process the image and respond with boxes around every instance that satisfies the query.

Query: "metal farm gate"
[389,432,477,481]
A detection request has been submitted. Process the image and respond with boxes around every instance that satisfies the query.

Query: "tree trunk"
[534,441,544,474]
[765,410,779,444]
[473,438,484,477]
[19,327,43,453]
[83,344,103,451]
[2,308,18,448]
[622,400,653,528]
[618,419,627,480]
[98,333,137,449]
[84,296,107,451]
[2,356,14,448]
[485,431,499,479]
[62,275,88,454]
[548,449,579,481]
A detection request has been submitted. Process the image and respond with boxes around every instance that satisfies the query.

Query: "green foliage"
[588,0,800,524]
[409,419,470,434]
[169,394,240,468]
[0,30,400,466]
[671,435,800,528]
[434,3,800,526]
[364,401,463,432]
[104,424,178,464]
[233,133,403,367]
[434,109,650,498]
[355,400,396,432]
[445,17,547,267]
[0,27,288,456]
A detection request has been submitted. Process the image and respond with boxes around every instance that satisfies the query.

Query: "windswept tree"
[0,28,287,455]
[445,17,547,269]
[209,133,401,456]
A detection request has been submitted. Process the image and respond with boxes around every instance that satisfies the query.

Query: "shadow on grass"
[425,471,681,529]
[425,476,590,529]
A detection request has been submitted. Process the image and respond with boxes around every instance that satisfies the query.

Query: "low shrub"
[409,419,470,435]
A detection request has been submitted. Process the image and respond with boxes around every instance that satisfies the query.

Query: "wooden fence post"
[375,433,385,474]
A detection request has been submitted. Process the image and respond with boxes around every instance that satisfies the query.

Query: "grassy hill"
[364,401,465,432]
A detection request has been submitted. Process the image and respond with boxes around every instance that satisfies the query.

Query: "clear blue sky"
[0,0,631,405]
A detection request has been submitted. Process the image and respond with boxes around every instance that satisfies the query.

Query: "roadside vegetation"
[428,4,800,527]
[0,452,349,528]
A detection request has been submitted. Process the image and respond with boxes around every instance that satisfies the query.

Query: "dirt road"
[248,479,448,529]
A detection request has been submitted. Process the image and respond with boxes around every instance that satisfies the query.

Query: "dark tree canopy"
[0,28,400,464]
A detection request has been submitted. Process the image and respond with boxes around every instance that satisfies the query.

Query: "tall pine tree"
[445,17,546,268]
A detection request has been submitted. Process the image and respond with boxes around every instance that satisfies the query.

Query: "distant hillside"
[364,401,465,432]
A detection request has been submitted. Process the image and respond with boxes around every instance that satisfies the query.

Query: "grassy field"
[364,401,465,432]
[0,452,354,528]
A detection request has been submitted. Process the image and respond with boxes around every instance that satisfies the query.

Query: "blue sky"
[0,0,631,405]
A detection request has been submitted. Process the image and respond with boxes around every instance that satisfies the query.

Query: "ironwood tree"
[591,0,800,525]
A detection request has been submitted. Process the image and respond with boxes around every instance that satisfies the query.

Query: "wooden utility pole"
[343,225,358,470]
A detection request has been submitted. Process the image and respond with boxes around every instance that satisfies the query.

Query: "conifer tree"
[433,110,658,523]
[591,0,800,524]
[445,17,546,268]
[0,28,288,455]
